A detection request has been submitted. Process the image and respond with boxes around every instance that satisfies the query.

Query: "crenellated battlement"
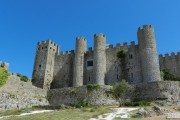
[138,24,153,31]
[159,52,180,59]
[76,37,86,41]
[106,41,137,50]
[94,33,106,38]
[59,50,75,56]
[37,40,58,47]
[88,47,93,52]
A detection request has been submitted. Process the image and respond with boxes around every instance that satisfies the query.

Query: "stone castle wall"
[159,52,180,77]
[32,25,178,89]
[51,51,74,89]
[47,81,180,106]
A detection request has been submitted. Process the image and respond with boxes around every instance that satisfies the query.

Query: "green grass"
[0,106,116,120]
[124,101,151,107]
[0,107,45,117]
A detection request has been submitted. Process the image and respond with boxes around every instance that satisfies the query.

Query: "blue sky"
[0,0,180,78]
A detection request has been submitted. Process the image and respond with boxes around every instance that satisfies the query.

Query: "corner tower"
[138,25,161,82]
[93,33,106,85]
[32,40,59,89]
[73,37,87,87]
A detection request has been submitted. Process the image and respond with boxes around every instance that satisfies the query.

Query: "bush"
[69,88,77,95]
[117,50,126,59]
[16,73,29,82]
[71,101,91,108]
[0,67,10,87]
[86,84,100,91]
[112,80,128,99]
[162,70,180,81]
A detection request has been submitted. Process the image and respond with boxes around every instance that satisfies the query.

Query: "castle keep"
[32,25,176,89]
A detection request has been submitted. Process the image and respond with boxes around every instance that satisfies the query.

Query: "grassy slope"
[1,106,115,120]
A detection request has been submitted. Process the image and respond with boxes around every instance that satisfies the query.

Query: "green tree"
[112,80,128,106]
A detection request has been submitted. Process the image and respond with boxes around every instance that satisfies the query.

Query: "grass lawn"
[1,106,116,120]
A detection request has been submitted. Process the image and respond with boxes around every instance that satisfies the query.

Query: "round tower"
[138,25,161,82]
[93,33,106,85]
[73,37,87,87]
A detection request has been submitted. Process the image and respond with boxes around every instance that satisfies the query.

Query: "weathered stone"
[0,75,49,110]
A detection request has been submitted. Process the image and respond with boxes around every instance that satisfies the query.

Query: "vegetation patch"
[112,80,128,99]
[124,101,151,107]
[2,106,115,120]
[0,66,10,87]
[69,88,77,95]
[70,100,91,108]
[161,69,180,81]
[16,73,29,82]
[86,84,100,91]
[117,50,126,59]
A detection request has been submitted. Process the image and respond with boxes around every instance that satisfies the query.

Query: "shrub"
[0,67,10,87]
[86,84,100,91]
[117,50,126,59]
[16,73,29,82]
[71,101,91,108]
[162,70,180,81]
[124,101,151,107]
[112,80,128,99]
[69,88,77,95]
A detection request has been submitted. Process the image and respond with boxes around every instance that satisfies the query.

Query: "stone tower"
[32,40,59,89]
[138,25,161,82]
[73,37,87,87]
[93,33,106,85]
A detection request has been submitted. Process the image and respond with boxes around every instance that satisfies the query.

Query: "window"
[131,73,133,78]
[129,54,133,59]
[87,60,93,67]
[39,64,41,68]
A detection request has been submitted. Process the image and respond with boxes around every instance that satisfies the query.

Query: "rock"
[153,105,165,115]
[136,108,148,117]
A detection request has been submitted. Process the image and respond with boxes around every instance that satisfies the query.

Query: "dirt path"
[89,107,138,120]
[0,110,54,119]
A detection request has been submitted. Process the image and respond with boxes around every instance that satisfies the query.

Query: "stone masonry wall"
[47,85,117,106]
[159,52,180,77]
[47,81,180,106]
[0,75,49,110]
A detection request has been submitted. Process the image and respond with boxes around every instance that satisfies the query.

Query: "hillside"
[0,75,49,110]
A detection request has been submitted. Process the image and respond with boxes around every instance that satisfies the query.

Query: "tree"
[112,80,128,106]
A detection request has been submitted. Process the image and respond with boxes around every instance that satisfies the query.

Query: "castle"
[32,25,179,89]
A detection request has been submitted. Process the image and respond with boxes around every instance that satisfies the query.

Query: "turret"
[93,33,106,85]
[73,37,87,87]
[32,40,59,89]
[138,25,161,82]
